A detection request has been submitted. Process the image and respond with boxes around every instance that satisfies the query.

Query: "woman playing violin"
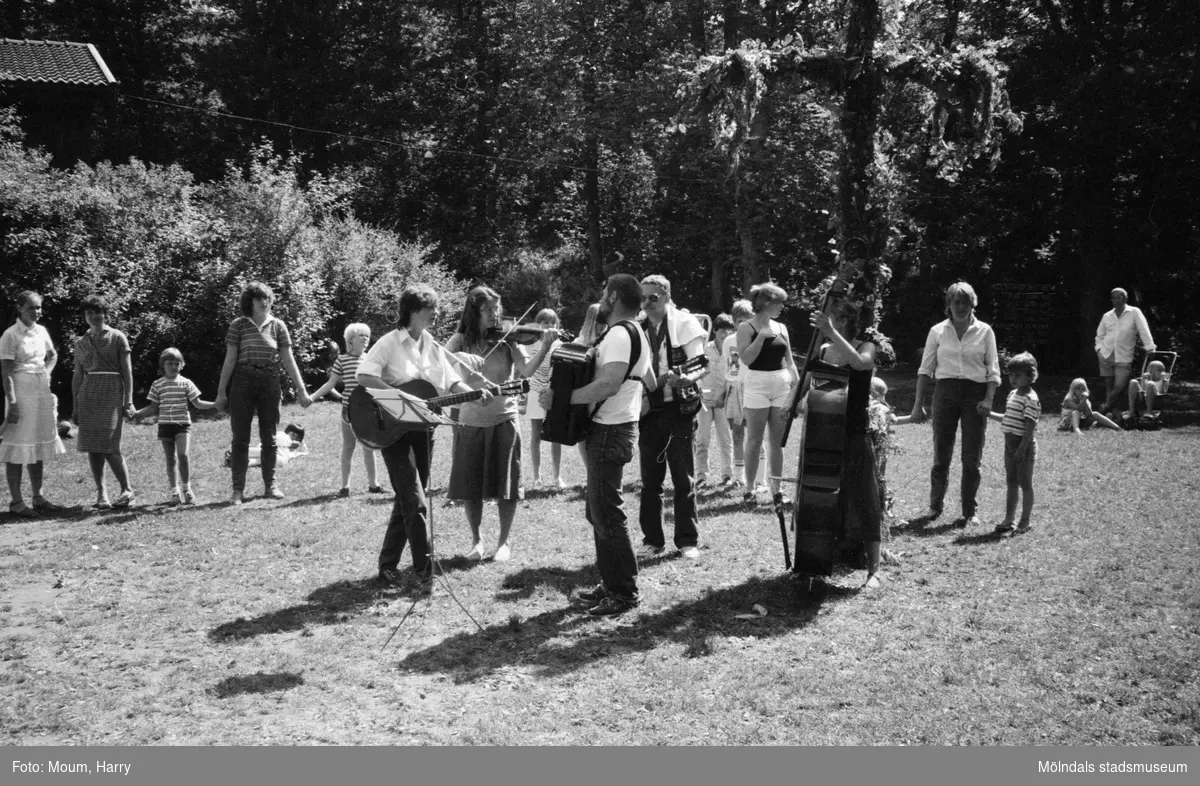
[809,296,883,590]
[445,286,558,562]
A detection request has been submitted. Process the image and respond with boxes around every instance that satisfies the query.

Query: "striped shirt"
[999,389,1040,437]
[148,375,203,425]
[225,315,291,367]
[526,338,562,393]
[330,353,363,395]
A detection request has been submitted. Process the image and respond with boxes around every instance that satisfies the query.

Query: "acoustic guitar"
[348,378,529,450]
[640,354,709,417]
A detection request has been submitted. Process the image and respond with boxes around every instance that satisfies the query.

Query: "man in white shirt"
[539,274,653,616]
[1094,288,1155,415]
[357,284,490,586]
[637,275,708,561]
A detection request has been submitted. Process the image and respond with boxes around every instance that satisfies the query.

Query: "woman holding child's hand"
[214,282,311,505]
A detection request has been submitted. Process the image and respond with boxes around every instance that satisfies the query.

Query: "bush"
[0,124,462,408]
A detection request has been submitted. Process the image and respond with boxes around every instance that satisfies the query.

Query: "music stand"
[371,390,492,650]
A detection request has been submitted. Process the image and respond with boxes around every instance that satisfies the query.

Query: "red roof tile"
[0,39,117,88]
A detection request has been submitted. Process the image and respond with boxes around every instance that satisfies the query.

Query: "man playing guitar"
[356,284,493,586]
[538,274,653,616]
[636,275,708,561]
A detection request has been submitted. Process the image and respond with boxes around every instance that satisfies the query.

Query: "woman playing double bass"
[808,297,883,589]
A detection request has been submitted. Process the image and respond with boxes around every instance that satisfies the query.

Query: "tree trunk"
[582,69,604,281]
[732,181,762,292]
[838,0,886,261]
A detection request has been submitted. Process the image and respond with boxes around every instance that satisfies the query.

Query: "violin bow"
[478,300,538,363]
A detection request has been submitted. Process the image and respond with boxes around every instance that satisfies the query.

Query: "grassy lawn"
[2,369,1198,745]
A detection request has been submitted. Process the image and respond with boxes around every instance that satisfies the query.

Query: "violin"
[485,319,575,346]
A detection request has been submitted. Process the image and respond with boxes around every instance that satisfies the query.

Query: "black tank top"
[747,325,788,371]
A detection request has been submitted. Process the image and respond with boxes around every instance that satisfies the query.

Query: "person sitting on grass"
[308,322,384,498]
[1058,378,1121,433]
[987,352,1040,535]
[1126,360,1170,420]
[133,348,216,506]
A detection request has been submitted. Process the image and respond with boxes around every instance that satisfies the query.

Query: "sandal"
[31,496,65,512]
[112,490,137,509]
[8,504,38,519]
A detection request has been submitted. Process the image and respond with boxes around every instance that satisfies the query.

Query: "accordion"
[541,342,596,445]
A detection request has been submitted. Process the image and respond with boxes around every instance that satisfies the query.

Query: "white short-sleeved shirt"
[592,322,651,426]
[356,327,463,393]
[0,321,54,374]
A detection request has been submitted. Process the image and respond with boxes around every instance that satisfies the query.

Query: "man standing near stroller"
[1094,288,1156,416]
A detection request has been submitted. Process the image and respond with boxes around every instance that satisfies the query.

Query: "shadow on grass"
[393,572,862,680]
[207,671,304,698]
[207,557,487,642]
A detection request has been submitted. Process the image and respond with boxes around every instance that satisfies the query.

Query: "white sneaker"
[464,543,485,561]
[493,544,512,563]
[636,544,665,558]
[680,546,700,560]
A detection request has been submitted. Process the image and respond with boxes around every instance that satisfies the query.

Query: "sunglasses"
[641,294,662,304]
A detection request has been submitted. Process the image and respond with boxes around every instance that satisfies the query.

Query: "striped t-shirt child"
[148,375,204,425]
[527,339,563,393]
[330,353,363,395]
[999,389,1041,436]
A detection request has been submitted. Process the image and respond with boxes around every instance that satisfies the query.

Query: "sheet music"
[366,387,457,426]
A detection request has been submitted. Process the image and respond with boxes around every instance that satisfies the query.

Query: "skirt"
[0,372,67,465]
[838,433,882,544]
[76,372,125,453]
[447,420,523,501]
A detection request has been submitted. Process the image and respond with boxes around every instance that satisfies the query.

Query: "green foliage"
[0,126,460,404]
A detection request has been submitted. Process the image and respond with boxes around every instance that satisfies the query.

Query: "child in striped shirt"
[309,323,383,497]
[133,348,216,505]
[987,352,1040,535]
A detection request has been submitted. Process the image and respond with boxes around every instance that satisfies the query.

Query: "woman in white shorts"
[736,282,798,507]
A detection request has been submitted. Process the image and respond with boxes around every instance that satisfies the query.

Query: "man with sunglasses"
[636,275,708,560]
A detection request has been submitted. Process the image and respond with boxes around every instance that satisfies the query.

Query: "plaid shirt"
[225,315,291,367]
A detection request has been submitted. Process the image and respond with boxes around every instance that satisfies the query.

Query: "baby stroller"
[1124,351,1176,431]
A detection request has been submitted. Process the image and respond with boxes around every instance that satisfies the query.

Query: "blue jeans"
[930,379,988,518]
[585,422,639,603]
[229,367,281,493]
[379,430,433,572]
[638,403,699,549]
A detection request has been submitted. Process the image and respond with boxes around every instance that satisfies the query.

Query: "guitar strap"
[643,317,669,410]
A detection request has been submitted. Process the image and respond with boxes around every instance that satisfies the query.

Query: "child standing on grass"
[694,313,735,487]
[866,377,913,523]
[987,352,1040,535]
[523,308,564,490]
[308,323,383,497]
[133,348,215,505]
[1059,378,1121,433]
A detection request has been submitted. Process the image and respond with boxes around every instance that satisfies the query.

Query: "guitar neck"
[427,389,487,408]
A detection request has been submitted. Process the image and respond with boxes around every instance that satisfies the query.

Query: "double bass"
[778,262,876,581]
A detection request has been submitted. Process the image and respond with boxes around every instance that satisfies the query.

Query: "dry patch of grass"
[1,369,1197,745]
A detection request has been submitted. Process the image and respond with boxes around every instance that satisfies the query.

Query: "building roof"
[0,38,117,88]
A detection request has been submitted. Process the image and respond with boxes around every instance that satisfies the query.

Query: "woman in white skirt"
[1,291,67,517]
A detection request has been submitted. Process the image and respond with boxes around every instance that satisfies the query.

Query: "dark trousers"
[229,368,281,492]
[638,402,699,549]
[585,422,639,603]
[379,430,433,572]
[930,379,988,518]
